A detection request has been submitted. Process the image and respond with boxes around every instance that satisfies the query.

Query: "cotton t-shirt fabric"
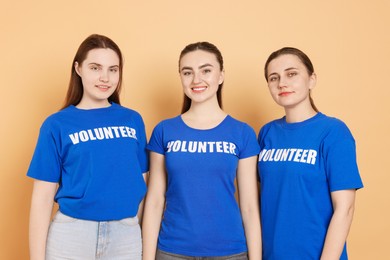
[27,103,148,221]
[257,112,363,260]
[147,115,260,257]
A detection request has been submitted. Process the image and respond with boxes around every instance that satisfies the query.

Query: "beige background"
[1,0,389,259]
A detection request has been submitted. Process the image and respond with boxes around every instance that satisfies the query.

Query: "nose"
[99,70,109,83]
[192,72,201,84]
[278,77,287,89]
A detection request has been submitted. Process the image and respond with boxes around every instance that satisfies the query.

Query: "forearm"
[320,205,355,259]
[29,182,56,260]
[237,156,262,259]
[141,199,165,260]
[242,208,262,260]
[142,152,167,260]
[137,173,149,224]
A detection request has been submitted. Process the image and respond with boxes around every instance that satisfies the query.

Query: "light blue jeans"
[46,211,142,260]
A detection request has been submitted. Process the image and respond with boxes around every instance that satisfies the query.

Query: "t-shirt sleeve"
[147,122,165,155]
[257,124,267,150]
[26,120,61,183]
[239,124,260,159]
[135,114,149,174]
[323,121,363,192]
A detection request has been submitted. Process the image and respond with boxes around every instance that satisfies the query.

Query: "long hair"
[264,47,318,112]
[61,34,124,109]
[179,42,224,113]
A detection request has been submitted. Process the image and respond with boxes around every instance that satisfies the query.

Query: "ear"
[218,69,225,85]
[309,72,317,90]
[74,61,81,76]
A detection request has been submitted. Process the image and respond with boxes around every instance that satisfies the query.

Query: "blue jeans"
[46,211,142,260]
[156,249,248,260]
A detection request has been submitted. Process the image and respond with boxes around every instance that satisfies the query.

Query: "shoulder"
[225,115,255,131]
[149,115,182,136]
[318,113,354,137]
[110,104,149,129]
[39,107,74,130]
[154,115,181,127]
[223,116,259,143]
[261,118,281,129]
[112,103,143,118]
[148,116,181,144]
[258,117,284,135]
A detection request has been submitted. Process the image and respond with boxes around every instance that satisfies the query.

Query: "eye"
[287,72,298,77]
[202,68,211,74]
[268,75,279,82]
[110,68,119,73]
[90,66,99,71]
[182,70,192,76]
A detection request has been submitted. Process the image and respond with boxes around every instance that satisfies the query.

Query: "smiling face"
[266,54,316,111]
[75,48,120,108]
[179,50,224,106]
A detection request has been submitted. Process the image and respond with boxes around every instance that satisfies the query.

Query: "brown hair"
[179,42,224,113]
[264,47,318,112]
[61,34,123,109]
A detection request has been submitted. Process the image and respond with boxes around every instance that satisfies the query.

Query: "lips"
[192,86,207,93]
[96,85,110,91]
[278,91,293,96]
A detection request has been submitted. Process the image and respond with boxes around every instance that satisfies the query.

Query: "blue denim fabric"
[46,211,141,260]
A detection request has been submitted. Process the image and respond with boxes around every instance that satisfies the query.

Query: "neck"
[188,96,223,115]
[76,99,111,109]
[284,105,317,123]
[182,98,226,129]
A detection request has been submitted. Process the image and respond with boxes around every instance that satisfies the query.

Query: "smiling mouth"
[96,85,110,89]
[192,86,207,92]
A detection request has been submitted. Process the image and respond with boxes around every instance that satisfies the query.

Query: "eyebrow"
[268,67,298,78]
[199,63,213,69]
[88,63,119,68]
[284,67,298,71]
[180,63,214,71]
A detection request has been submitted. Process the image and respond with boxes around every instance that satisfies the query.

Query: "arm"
[237,156,262,260]
[29,180,57,260]
[142,152,167,260]
[137,172,149,224]
[320,189,356,260]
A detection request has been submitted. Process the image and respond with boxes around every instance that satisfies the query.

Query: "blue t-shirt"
[258,113,363,260]
[27,103,148,221]
[147,115,260,257]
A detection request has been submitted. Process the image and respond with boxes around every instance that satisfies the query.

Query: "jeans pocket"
[118,216,139,227]
[52,211,78,223]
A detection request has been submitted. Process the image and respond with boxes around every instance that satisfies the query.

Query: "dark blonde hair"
[264,47,318,112]
[179,42,224,113]
[61,34,123,109]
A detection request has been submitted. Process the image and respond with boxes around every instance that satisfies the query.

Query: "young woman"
[258,47,363,259]
[27,34,148,260]
[142,42,261,259]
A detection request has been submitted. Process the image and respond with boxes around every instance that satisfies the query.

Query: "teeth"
[193,87,206,91]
